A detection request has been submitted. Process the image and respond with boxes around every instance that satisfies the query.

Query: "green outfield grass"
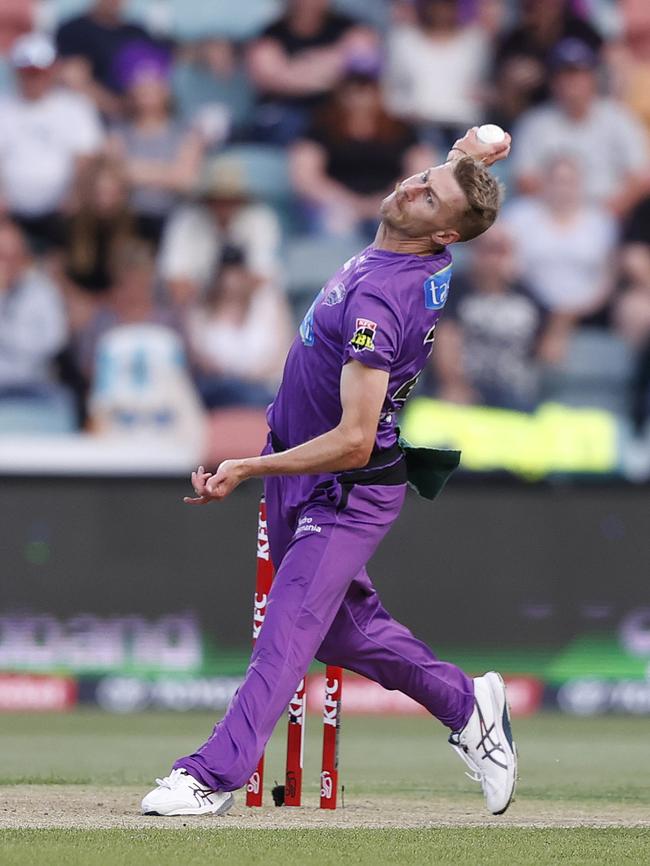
[3,828,650,866]
[1,711,649,865]
[1,710,648,801]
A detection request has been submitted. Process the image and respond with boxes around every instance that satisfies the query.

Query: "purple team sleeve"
[341,286,403,372]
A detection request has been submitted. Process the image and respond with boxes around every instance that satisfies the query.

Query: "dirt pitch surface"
[2,786,649,831]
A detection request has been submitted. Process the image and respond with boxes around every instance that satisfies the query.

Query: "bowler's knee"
[315,631,348,667]
[316,627,360,667]
[315,647,342,666]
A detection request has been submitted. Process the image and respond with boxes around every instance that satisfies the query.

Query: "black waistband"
[269,431,406,486]
[270,431,288,453]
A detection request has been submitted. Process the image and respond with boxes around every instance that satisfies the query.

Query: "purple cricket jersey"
[267,244,453,453]
[172,248,473,792]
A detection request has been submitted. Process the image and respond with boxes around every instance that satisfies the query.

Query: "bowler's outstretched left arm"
[184,360,389,505]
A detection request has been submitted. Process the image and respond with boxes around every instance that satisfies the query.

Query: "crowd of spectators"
[0,0,649,452]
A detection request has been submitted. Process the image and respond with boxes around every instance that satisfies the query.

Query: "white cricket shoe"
[448,671,517,815]
[141,768,234,816]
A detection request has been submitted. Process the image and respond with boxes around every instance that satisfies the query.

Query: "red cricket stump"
[284,677,307,805]
[245,498,274,807]
[320,665,343,809]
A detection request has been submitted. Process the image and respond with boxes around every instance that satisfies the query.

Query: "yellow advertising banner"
[400,399,619,479]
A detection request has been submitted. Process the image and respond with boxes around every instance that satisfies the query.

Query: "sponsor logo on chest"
[423,263,452,310]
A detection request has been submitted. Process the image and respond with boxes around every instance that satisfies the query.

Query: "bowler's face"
[380,162,467,239]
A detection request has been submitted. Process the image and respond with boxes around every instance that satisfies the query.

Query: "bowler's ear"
[432,228,461,246]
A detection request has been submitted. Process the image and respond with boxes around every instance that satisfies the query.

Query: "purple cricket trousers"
[175,455,474,792]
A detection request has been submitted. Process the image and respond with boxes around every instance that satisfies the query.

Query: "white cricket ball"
[476,124,506,145]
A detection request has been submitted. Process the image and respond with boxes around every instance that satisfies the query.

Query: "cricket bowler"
[142,127,518,817]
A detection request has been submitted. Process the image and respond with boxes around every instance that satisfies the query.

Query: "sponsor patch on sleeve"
[423,264,452,310]
[349,317,377,353]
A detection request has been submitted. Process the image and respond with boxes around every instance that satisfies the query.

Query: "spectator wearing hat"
[56,0,159,118]
[489,0,602,129]
[290,71,433,238]
[384,0,489,151]
[186,245,292,410]
[158,158,283,308]
[0,33,103,252]
[247,0,379,144]
[432,223,548,412]
[106,43,205,248]
[512,37,649,215]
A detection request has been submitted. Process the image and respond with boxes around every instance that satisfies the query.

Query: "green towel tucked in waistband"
[398,435,461,501]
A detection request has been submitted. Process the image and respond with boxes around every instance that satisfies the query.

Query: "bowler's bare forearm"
[238,362,388,480]
[239,423,371,480]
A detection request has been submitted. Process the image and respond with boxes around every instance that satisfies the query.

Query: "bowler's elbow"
[339,426,374,470]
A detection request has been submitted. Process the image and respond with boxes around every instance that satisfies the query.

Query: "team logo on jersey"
[323,282,346,306]
[349,318,377,352]
[393,373,420,405]
[424,324,436,344]
[423,263,452,310]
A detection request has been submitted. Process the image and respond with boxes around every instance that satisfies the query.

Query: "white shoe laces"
[449,737,483,784]
[154,768,189,790]
[449,698,508,789]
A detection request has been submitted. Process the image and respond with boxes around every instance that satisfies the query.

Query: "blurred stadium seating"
[0,0,647,480]
[0,389,77,434]
[543,329,635,416]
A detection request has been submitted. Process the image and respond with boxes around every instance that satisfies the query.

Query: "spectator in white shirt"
[159,157,283,307]
[504,156,617,312]
[187,246,292,409]
[0,33,103,252]
[512,38,649,216]
[503,156,618,363]
[0,219,68,393]
[384,0,489,150]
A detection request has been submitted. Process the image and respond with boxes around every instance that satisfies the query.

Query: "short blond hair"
[453,157,503,242]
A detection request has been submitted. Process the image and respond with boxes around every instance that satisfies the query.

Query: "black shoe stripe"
[475,702,508,771]
[501,702,514,751]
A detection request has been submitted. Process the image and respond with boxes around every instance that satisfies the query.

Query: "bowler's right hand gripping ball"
[476,124,506,145]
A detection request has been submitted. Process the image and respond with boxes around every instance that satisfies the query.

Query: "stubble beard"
[379,194,407,233]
